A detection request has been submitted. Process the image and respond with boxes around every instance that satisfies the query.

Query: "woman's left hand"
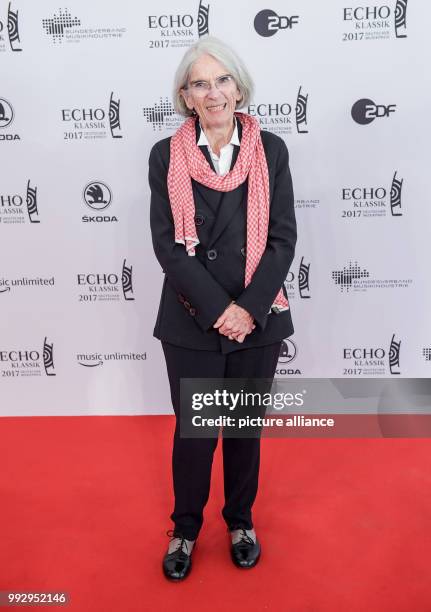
[213,303,255,342]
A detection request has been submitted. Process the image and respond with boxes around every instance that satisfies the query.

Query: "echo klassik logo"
[61,92,122,140]
[0,2,22,52]
[0,337,56,378]
[332,261,412,293]
[147,1,209,49]
[142,97,182,131]
[283,256,311,300]
[342,0,408,42]
[0,180,40,224]
[0,96,20,140]
[42,8,126,44]
[343,334,401,376]
[254,9,299,37]
[351,98,396,124]
[341,171,403,219]
[276,338,301,376]
[82,180,118,223]
[77,259,134,303]
[247,87,309,135]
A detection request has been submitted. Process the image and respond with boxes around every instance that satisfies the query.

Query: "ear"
[180,89,194,111]
[235,87,243,107]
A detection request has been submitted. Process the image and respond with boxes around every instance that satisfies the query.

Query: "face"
[181,54,242,130]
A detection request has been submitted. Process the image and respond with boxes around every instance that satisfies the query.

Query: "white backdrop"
[0,0,430,415]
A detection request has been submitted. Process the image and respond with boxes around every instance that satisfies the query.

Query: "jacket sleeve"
[234,138,297,331]
[149,142,232,332]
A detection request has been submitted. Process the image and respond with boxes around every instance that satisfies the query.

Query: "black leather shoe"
[162,530,195,581]
[229,528,261,569]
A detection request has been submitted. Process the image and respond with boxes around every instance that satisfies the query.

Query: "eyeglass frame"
[182,74,238,97]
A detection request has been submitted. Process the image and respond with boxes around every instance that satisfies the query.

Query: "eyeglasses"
[185,74,236,96]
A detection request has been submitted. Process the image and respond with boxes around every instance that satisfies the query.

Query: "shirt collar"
[197,116,240,149]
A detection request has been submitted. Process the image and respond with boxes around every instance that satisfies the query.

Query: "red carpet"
[1,416,430,611]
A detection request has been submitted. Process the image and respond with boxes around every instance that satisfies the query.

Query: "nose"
[206,84,220,97]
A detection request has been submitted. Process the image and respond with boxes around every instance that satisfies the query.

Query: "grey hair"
[173,36,254,117]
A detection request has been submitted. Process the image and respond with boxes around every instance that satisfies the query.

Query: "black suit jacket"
[148,119,297,354]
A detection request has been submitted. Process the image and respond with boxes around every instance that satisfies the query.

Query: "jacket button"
[195,215,204,226]
[184,301,191,309]
[207,249,217,261]
[240,247,246,257]
[178,294,185,303]
[189,307,196,316]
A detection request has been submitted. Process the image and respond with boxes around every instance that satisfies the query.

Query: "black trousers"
[161,340,282,541]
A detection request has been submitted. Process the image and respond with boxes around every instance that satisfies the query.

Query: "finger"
[215,312,232,328]
[213,316,227,329]
[219,323,233,334]
[231,327,245,336]
[218,328,232,337]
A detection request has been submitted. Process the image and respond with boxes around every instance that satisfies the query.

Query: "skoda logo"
[0,98,14,129]
[279,339,297,364]
[83,181,112,211]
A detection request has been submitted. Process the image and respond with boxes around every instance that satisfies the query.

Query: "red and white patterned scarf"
[167,111,289,312]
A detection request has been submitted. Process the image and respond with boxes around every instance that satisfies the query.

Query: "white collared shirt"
[197,118,240,176]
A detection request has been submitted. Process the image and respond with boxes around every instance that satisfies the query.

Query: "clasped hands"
[213,301,255,343]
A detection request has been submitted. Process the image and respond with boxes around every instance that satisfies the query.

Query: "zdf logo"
[254,9,299,37]
[351,98,396,125]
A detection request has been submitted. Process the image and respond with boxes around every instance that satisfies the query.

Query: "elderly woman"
[149,36,296,581]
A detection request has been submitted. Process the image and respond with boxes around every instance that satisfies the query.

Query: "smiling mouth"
[207,103,227,112]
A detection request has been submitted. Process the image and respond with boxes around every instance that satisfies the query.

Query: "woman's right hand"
[213,303,256,343]
[229,324,256,343]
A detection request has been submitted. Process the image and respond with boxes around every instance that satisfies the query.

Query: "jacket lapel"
[207,119,245,248]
